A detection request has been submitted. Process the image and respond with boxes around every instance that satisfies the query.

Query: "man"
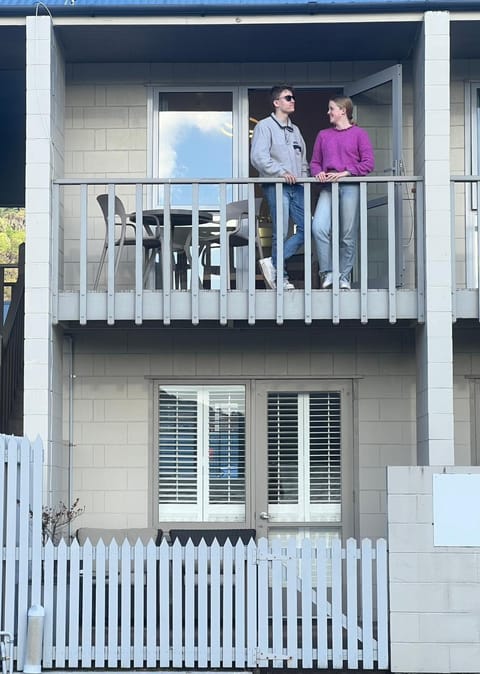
[250,85,308,289]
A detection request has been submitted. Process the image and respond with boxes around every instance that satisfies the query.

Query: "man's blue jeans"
[312,183,360,280]
[262,183,305,279]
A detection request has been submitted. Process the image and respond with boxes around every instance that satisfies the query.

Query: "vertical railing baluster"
[332,183,340,324]
[360,182,368,324]
[303,182,312,324]
[191,182,200,325]
[477,181,480,322]
[416,180,425,323]
[275,182,284,324]
[450,180,456,322]
[162,184,172,325]
[134,183,143,325]
[107,183,115,325]
[52,182,59,324]
[247,183,256,325]
[79,184,88,324]
[387,180,397,323]
[219,184,228,325]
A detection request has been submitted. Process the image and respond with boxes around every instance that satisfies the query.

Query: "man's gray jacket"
[250,113,309,178]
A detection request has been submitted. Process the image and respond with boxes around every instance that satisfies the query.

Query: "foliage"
[0,208,25,304]
[39,498,85,545]
[0,208,25,265]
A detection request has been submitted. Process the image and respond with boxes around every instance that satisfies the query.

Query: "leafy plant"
[39,498,85,544]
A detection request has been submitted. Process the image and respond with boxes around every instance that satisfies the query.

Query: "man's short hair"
[270,85,295,105]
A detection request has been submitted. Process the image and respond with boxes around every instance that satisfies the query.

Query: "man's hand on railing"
[283,171,297,184]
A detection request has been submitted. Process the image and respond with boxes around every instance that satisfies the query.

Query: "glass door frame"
[147,85,242,208]
[344,64,405,286]
[465,81,480,288]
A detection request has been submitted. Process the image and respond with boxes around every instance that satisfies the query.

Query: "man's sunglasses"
[278,95,295,102]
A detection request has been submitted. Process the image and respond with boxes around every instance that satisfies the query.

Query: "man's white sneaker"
[259,257,276,289]
[321,271,333,289]
[339,276,351,290]
[283,279,295,290]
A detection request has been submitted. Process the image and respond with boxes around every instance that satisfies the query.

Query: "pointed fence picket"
[1,434,390,671]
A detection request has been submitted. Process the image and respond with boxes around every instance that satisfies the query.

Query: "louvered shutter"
[267,391,342,523]
[157,385,245,522]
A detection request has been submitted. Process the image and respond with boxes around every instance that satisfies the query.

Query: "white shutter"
[268,391,342,523]
[157,385,245,522]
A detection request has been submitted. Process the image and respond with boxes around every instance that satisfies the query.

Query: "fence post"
[23,606,44,674]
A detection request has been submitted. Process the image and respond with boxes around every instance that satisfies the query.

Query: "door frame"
[252,379,355,543]
[345,64,405,286]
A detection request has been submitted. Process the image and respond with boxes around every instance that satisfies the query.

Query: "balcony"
[53,176,424,326]
[451,176,480,321]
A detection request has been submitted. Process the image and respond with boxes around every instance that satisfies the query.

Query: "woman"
[310,96,374,290]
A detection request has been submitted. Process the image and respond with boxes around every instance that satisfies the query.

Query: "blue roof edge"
[1,0,480,14]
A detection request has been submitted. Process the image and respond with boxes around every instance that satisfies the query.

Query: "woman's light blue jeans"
[262,183,305,279]
[312,183,360,281]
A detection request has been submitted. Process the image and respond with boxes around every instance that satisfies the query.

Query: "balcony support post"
[414,11,454,466]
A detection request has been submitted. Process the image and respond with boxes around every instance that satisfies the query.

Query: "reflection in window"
[158,92,233,208]
[157,384,245,522]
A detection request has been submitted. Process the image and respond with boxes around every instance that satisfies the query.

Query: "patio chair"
[93,194,163,290]
[200,198,263,289]
[76,526,162,546]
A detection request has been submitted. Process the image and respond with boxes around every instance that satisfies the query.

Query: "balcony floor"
[56,288,420,325]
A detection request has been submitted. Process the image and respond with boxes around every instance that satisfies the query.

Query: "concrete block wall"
[388,465,480,673]
[68,326,416,537]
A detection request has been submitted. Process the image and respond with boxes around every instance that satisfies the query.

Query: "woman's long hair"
[331,96,355,124]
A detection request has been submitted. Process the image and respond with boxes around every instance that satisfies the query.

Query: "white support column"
[414,11,454,466]
[25,16,66,497]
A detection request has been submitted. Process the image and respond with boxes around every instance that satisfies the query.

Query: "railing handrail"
[54,175,423,186]
[451,175,480,182]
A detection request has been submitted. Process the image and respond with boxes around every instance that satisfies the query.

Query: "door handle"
[259,511,269,520]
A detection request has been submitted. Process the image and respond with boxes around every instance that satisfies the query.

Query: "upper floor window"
[156,91,235,208]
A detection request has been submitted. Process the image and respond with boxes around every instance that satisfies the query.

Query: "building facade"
[2,0,480,670]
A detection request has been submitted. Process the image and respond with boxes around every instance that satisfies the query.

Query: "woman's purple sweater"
[310,125,374,177]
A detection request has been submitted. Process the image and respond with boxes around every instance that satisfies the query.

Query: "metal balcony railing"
[53,176,424,325]
[451,176,480,320]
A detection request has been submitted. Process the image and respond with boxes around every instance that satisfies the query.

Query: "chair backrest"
[226,198,263,240]
[96,193,128,229]
[169,528,256,546]
[255,197,273,259]
[76,526,162,546]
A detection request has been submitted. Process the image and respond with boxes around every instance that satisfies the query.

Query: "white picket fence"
[1,434,389,671]
[1,435,43,673]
